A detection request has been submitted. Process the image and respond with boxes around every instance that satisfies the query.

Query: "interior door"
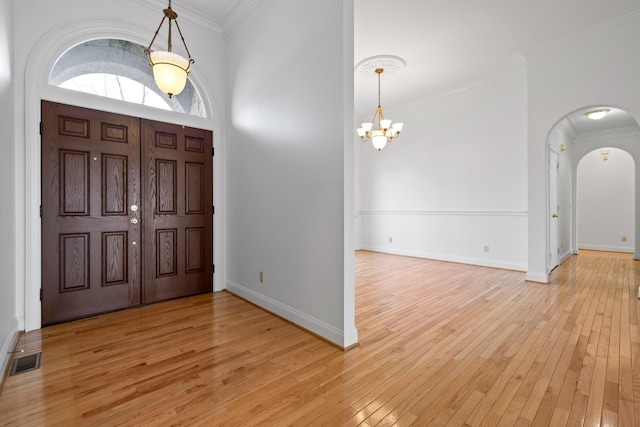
[41,101,142,325]
[141,120,213,303]
[549,148,559,271]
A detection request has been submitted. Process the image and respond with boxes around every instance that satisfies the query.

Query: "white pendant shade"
[392,122,404,132]
[150,51,190,96]
[372,135,387,150]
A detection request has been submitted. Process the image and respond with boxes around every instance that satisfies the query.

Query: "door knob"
[130,218,139,224]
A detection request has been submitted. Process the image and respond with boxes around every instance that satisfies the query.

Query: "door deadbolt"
[130,205,138,212]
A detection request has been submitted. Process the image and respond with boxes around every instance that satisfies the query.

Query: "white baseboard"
[525,271,549,283]
[1,318,20,384]
[559,250,573,264]
[360,245,527,272]
[225,280,346,347]
[578,244,634,253]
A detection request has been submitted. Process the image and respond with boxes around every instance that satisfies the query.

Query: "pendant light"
[356,68,403,151]
[145,0,194,98]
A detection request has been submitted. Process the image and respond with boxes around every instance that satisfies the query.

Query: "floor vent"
[9,352,41,376]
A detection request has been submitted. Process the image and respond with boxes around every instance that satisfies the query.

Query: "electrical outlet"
[622,236,627,242]
[388,237,393,243]
[484,245,490,253]
[260,272,264,283]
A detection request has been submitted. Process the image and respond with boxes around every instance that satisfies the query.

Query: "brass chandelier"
[357,68,403,151]
[145,0,194,97]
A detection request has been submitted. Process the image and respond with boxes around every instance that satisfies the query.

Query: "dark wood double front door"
[41,101,213,325]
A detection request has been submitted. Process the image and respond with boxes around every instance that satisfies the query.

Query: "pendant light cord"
[377,68,382,108]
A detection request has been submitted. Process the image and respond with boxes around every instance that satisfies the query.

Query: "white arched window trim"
[22,19,225,332]
[50,39,206,117]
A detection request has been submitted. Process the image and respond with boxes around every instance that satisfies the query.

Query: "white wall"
[0,0,18,377]
[224,0,357,347]
[577,148,635,252]
[525,12,640,281]
[12,0,226,331]
[357,71,528,271]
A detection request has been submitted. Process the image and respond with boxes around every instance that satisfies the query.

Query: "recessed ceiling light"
[585,109,609,120]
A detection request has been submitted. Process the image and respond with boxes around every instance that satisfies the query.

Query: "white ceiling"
[175,0,640,135]
[567,107,640,141]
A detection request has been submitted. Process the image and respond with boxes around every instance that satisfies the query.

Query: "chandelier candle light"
[145,0,194,98]
[357,68,403,151]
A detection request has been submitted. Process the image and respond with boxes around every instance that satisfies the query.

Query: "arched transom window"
[49,39,206,117]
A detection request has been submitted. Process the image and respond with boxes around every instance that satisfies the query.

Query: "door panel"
[42,102,213,325]
[42,101,142,325]
[142,120,213,303]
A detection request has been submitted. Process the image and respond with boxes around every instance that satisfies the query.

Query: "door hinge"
[39,122,42,135]
[40,288,43,301]
[212,264,215,274]
[212,147,215,156]
[39,205,42,218]
[212,205,215,215]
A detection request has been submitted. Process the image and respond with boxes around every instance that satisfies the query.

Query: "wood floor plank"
[0,250,639,426]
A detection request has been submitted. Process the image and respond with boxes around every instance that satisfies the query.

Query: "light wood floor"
[1,250,639,426]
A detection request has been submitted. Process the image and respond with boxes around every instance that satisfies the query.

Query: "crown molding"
[222,0,271,42]
[130,0,223,39]
[518,9,640,61]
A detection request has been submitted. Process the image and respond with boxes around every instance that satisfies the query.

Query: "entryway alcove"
[41,101,213,324]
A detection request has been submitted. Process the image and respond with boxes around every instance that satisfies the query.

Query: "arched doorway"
[576,148,635,253]
[547,106,640,274]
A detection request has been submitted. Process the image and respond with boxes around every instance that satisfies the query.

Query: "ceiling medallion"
[355,55,406,80]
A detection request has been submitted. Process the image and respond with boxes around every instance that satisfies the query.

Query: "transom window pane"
[60,73,172,111]
[50,39,206,118]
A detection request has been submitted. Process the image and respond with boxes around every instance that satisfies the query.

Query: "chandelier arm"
[145,15,168,53]
[173,20,194,62]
